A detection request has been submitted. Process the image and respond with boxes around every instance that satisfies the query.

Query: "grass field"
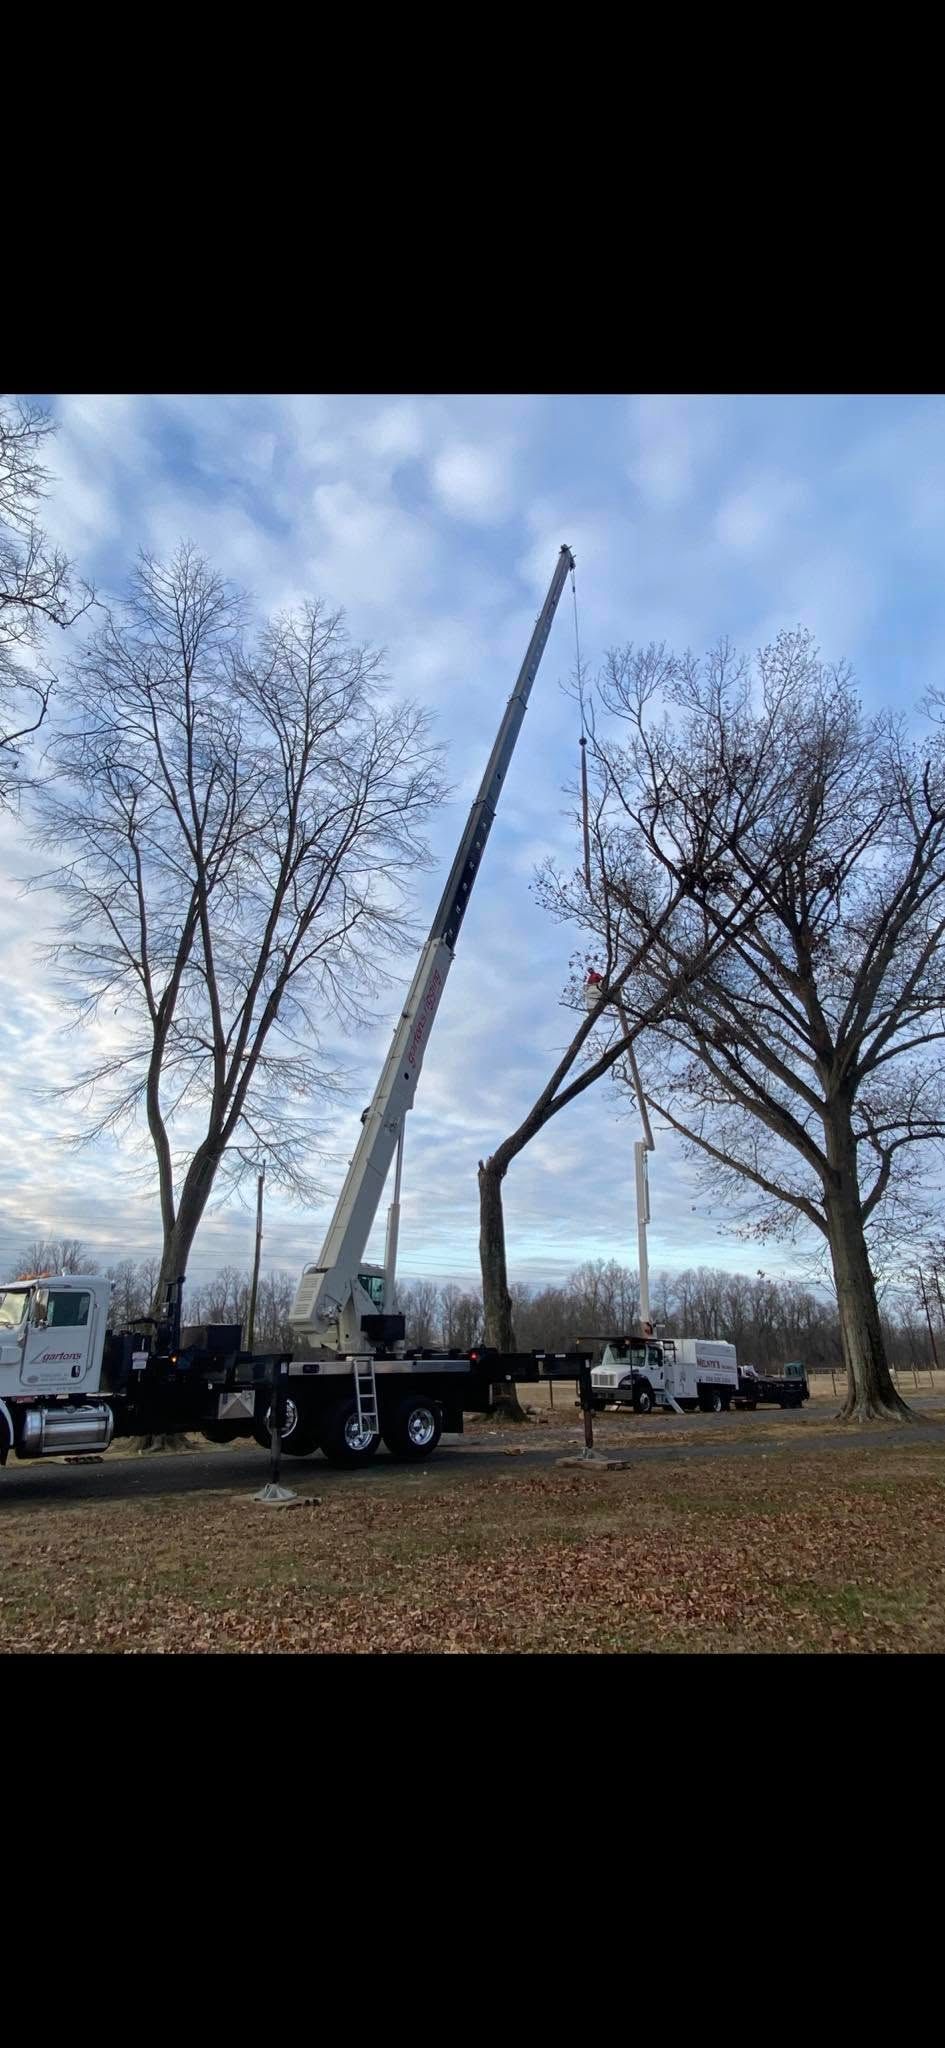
[3,1400,945,1652]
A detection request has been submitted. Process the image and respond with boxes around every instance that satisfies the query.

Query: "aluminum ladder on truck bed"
[352,1356,380,1442]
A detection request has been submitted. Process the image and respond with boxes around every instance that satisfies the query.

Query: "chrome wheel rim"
[406,1405,436,1447]
[344,1413,375,1452]
[266,1397,298,1440]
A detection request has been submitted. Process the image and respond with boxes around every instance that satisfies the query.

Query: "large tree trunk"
[478,1155,528,1421]
[825,1116,915,1422]
[133,1145,224,1453]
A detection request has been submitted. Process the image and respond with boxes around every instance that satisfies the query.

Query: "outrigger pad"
[251,1482,304,1507]
[556,1454,629,1471]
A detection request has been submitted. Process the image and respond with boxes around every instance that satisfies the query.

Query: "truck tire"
[382,1394,443,1461]
[253,1397,320,1459]
[319,1395,381,1469]
[633,1381,655,1415]
[201,1422,243,1445]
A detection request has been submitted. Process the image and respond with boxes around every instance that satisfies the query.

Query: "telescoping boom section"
[289,545,575,1352]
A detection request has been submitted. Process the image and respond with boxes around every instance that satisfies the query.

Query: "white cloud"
[714,472,807,553]
[430,442,514,524]
[358,401,427,463]
[628,394,725,511]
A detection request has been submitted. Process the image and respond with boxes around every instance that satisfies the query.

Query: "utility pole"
[917,1265,940,1368]
[616,996,654,1330]
[246,1164,265,1352]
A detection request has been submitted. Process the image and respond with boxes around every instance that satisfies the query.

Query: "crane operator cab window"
[357,1272,386,1309]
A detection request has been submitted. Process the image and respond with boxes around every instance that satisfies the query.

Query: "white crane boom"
[289,545,575,1351]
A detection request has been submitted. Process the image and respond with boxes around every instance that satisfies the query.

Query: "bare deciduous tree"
[0,397,91,804]
[399,1277,440,1349]
[438,1281,484,1350]
[12,1235,92,1277]
[477,647,763,1364]
[562,628,945,1421]
[30,544,447,1310]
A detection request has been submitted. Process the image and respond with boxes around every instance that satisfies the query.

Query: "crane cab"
[356,1265,387,1312]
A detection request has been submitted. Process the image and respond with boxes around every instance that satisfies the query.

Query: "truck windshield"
[0,1289,30,1329]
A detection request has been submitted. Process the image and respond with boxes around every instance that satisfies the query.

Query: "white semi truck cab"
[0,1275,131,1460]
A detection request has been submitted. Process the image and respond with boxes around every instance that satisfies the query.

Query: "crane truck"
[0,546,589,1480]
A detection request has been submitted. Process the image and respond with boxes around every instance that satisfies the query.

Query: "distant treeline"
[11,1240,941,1371]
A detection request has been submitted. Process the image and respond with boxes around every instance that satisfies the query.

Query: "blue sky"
[2,391,945,1294]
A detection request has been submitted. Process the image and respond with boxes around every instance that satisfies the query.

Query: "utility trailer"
[0,1273,587,1472]
[734,1361,809,1410]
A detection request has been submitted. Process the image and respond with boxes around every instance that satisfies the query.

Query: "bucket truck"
[582,975,755,1415]
[0,547,590,1479]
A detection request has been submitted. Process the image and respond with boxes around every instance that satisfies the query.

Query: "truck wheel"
[633,1381,654,1415]
[319,1396,381,1469]
[253,1397,320,1459]
[382,1396,442,1461]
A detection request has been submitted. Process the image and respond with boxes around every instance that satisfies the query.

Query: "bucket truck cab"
[590,1333,739,1413]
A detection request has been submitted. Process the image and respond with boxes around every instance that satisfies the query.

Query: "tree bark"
[478,1155,528,1420]
[825,1112,916,1422]
[152,1144,224,1311]
[130,1146,225,1453]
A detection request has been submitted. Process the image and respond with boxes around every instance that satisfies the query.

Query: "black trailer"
[734,1361,809,1410]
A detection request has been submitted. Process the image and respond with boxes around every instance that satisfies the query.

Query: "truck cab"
[590,1331,740,1413]
[591,1338,667,1412]
[0,1276,116,1465]
[0,1277,110,1398]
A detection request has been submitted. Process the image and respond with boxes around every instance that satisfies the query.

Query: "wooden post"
[246,1164,265,1352]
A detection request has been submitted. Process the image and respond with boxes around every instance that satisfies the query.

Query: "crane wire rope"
[571,559,594,894]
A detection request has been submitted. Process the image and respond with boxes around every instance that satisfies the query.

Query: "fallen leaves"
[3,1425,945,1654]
